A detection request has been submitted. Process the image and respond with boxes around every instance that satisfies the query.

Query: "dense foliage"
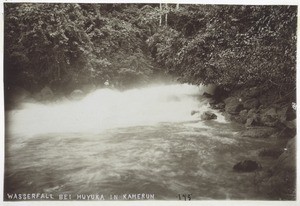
[4,3,159,92]
[148,5,297,91]
[4,3,297,93]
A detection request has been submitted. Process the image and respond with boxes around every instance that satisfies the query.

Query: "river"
[5,84,279,200]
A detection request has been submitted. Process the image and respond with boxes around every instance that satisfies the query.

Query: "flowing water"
[5,84,279,200]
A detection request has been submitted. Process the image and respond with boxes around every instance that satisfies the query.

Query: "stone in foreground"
[200,111,217,120]
[233,160,261,172]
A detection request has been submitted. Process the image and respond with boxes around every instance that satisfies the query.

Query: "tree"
[148,5,297,91]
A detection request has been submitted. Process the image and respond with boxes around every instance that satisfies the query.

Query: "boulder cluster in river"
[201,85,296,200]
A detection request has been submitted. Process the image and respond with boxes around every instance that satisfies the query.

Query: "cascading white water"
[7,84,219,137]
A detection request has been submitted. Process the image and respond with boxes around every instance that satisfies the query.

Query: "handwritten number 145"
[178,194,192,201]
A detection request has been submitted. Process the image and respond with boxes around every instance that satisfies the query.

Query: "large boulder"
[240,126,278,138]
[224,97,243,114]
[243,98,259,109]
[200,111,217,120]
[233,160,261,172]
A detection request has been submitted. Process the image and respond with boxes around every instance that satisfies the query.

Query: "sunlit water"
[5,84,280,200]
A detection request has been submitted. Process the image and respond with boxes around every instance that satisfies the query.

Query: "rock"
[69,89,84,100]
[224,112,234,121]
[203,92,213,98]
[200,111,217,120]
[259,105,296,127]
[210,102,225,110]
[236,109,248,124]
[277,105,296,122]
[233,160,261,172]
[258,148,284,158]
[245,117,256,127]
[260,107,279,127]
[40,86,54,101]
[247,108,259,118]
[282,120,296,130]
[240,126,278,138]
[191,110,199,116]
[243,98,259,109]
[224,97,243,114]
[285,105,296,121]
[259,137,296,199]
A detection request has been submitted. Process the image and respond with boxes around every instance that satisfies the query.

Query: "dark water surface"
[5,120,280,200]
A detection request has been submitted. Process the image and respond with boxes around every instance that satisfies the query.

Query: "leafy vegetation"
[4,4,297,94]
[148,5,297,91]
[4,3,159,92]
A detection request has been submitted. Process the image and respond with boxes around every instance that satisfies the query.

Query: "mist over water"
[7,84,217,136]
[5,84,276,200]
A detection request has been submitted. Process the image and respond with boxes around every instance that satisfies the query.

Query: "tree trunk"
[159,3,162,27]
[165,3,168,27]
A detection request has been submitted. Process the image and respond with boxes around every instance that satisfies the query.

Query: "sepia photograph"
[1,0,298,204]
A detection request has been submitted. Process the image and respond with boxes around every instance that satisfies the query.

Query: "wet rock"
[245,117,256,127]
[224,97,243,114]
[277,105,296,122]
[285,105,296,121]
[235,109,248,124]
[233,160,261,172]
[243,98,259,109]
[212,102,225,110]
[191,110,199,116]
[240,126,278,138]
[247,108,259,118]
[260,107,279,127]
[203,92,213,98]
[200,111,217,120]
[258,148,284,158]
[224,112,234,121]
[245,108,260,127]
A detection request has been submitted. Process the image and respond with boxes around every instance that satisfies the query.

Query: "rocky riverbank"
[201,85,296,200]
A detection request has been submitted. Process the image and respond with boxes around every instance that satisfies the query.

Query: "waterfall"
[7,84,217,137]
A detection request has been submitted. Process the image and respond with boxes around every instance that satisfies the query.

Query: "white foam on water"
[7,84,225,137]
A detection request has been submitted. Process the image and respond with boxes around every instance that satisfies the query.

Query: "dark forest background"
[4,4,297,94]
